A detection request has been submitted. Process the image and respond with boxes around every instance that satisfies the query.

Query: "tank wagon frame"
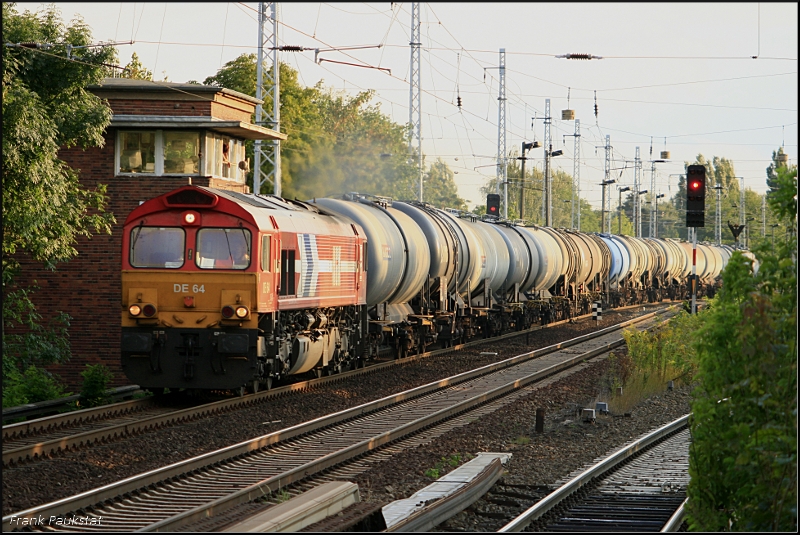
[120,186,741,393]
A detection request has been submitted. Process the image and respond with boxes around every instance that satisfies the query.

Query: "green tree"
[686,162,797,531]
[120,51,152,80]
[2,3,115,281]
[423,158,466,210]
[2,3,115,394]
[202,54,425,202]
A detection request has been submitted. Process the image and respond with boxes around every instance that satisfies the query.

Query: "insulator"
[456,96,462,108]
[279,45,305,52]
[568,53,592,60]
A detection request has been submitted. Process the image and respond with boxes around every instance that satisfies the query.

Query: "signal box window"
[207,133,245,182]
[163,132,200,175]
[119,131,156,173]
[196,228,251,270]
[130,227,185,268]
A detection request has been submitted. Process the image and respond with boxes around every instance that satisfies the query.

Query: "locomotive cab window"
[196,228,251,270]
[130,227,185,268]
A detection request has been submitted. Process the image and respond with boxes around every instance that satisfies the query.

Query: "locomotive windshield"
[130,227,185,268]
[196,228,251,270]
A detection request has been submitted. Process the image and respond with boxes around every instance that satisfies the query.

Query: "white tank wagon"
[392,202,458,297]
[467,219,511,306]
[567,230,610,291]
[488,223,536,302]
[516,226,565,293]
[437,210,485,297]
[311,197,429,312]
[599,235,629,289]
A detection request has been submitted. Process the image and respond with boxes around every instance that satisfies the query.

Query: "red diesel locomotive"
[121,186,368,393]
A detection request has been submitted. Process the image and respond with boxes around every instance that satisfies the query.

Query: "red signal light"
[690,180,701,190]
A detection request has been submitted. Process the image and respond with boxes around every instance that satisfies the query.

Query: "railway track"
[3,305,676,532]
[498,415,690,532]
[2,303,670,467]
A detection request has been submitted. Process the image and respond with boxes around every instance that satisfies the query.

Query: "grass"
[424,454,463,479]
[607,364,684,415]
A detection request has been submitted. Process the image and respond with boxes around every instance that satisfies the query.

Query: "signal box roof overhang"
[108,115,286,141]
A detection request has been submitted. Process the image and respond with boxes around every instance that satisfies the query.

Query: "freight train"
[120,185,744,393]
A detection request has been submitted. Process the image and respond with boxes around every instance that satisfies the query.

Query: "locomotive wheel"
[236,386,246,397]
[250,379,260,394]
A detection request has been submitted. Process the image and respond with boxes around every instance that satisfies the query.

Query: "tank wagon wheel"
[236,385,247,397]
[250,379,260,394]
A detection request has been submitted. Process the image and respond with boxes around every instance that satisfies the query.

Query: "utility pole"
[648,158,666,237]
[654,193,665,237]
[409,2,423,202]
[563,120,580,229]
[518,141,536,222]
[739,176,745,228]
[762,196,766,237]
[254,2,280,196]
[618,186,630,234]
[713,183,723,245]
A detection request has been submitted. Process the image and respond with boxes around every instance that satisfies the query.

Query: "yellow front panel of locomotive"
[121,271,259,329]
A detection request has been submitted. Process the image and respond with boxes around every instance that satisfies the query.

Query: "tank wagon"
[121,186,742,393]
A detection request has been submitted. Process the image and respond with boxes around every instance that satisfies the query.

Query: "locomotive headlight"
[235,306,249,318]
[129,304,142,316]
[184,213,196,224]
[143,304,157,317]
[221,305,235,319]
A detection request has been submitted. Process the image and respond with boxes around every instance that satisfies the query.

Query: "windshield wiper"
[131,221,144,257]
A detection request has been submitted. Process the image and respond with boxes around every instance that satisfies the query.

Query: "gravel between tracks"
[2,306,677,517]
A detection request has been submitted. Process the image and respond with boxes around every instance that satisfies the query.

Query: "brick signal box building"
[15,78,284,388]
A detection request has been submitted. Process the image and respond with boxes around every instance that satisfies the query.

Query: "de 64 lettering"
[174,284,205,293]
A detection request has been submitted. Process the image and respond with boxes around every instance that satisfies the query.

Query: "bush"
[79,364,114,408]
[686,163,796,531]
[2,366,69,408]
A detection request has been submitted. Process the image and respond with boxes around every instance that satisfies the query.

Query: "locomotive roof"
[207,188,325,215]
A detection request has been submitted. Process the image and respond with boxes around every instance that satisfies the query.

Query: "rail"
[3,308,673,532]
[498,414,690,532]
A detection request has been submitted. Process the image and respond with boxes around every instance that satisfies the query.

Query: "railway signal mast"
[254,2,280,196]
[685,164,706,314]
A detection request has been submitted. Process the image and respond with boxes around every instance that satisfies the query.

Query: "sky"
[23,2,798,210]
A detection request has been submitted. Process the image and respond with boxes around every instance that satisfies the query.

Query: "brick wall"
[107,99,211,117]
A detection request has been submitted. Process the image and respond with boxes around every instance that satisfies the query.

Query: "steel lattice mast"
[634,146,641,237]
[543,99,552,226]
[572,119,580,230]
[604,135,611,233]
[254,2,280,196]
[496,49,507,218]
[409,2,423,201]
